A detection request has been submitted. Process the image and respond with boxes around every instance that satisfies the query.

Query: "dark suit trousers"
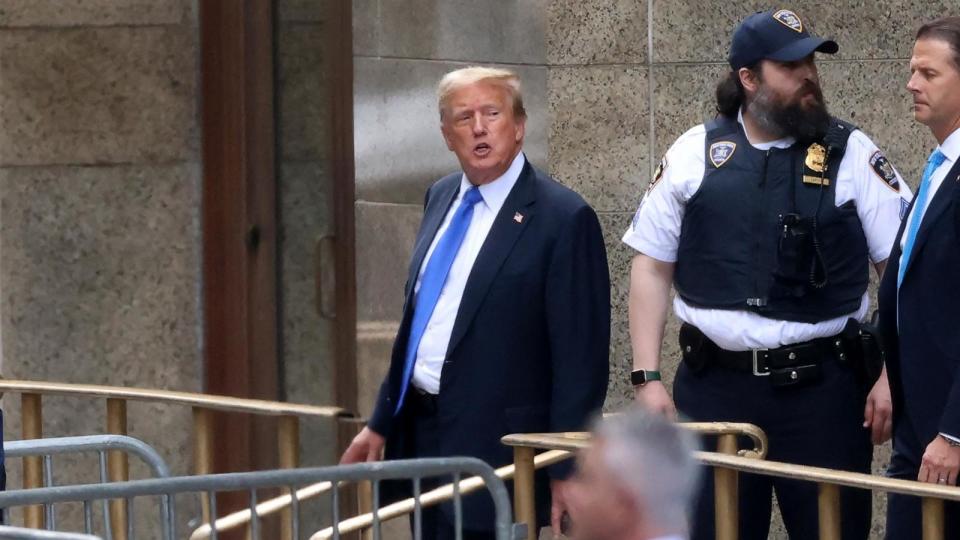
[886,414,959,539]
[674,360,873,540]
[402,391,497,540]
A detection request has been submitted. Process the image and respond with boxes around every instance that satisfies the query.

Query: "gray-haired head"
[593,407,701,533]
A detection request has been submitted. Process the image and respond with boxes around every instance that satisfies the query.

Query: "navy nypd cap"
[728,9,839,70]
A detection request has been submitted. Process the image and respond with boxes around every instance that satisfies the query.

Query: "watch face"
[631,370,647,386]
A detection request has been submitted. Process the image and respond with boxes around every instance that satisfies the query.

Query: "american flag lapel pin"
[513,211,524,224]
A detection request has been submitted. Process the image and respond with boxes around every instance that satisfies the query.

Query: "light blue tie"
[898,149,947,287]
[395,186,484,414]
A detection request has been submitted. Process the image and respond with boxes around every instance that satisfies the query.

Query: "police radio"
[772,123,849,296]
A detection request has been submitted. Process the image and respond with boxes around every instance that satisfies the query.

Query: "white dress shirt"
[623,110,912,351]
[411,151,525,394]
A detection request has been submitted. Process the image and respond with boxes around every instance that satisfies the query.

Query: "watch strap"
[631,369,662,386]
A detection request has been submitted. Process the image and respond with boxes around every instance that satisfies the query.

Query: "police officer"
[624,9,912,540]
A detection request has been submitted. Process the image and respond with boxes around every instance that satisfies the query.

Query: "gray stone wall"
[0,0,200,529]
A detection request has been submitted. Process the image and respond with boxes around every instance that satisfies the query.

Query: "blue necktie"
[395,186,484,414]
[898,149,947,287]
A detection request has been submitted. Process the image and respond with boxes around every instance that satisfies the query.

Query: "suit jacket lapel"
[404,179,460,301]
[446,162,538,356]
[906,159,960,277]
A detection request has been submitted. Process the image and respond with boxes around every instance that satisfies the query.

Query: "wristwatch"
[631,369,661,386]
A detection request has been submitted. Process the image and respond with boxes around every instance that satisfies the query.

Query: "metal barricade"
[0,458,518,540]
[0,525,103,539]
[3,435,172,536]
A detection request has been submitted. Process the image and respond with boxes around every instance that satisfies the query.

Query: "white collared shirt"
[411,151,525,394]
[623,110,912,351]
[899,127,960,254]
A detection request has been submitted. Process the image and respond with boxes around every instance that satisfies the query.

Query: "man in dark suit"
[878,16,960,539]
[340,66,610,539]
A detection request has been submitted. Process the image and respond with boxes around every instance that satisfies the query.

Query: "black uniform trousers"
[885,414,959,539]
[674,358,873,540]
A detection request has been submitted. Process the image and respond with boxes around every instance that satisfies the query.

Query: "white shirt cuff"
[940,432,960,444]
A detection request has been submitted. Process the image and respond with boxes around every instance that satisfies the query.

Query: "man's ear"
[739,66,761,94]
[514,116,526,144]
[440,121,455,151]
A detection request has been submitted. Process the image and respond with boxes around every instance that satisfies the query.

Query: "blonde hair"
[437,66,526,120]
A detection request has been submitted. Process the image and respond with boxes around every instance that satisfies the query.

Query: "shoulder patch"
[651,156,667,188]
[773,10,803,32]
[709,141,737,168]
[869,151,900,192]
[900,198,910,220]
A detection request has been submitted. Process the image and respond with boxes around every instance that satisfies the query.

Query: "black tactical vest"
[674,116,869,323]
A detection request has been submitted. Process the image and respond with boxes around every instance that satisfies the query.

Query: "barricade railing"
[0,525,102,539]
[502,429,960,540]
[502,422,766,539]
[0,458,517,540]
[3,435,172,535]
[284,422,763,540]
[0,379,354,538]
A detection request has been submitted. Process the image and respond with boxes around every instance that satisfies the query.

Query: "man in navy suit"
[340,66,610,539]
[878,16,960,539]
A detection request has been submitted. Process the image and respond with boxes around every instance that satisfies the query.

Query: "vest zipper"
[751,149,772,308]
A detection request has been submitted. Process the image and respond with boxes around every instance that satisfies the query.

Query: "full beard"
[749,82,831,144]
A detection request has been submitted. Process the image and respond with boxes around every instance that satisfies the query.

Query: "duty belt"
[679,322,858,386]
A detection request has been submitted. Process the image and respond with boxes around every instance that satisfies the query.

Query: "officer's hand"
[863,369,893,445]
[339,427,385,464]
[918,436,960,486]
[634,381,676,420]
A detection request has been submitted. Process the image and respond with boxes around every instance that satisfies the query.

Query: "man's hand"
[918,435,960,486]
[634,381,676,420]
[339,427,386,464]
[863,369,893,445]
[550,478,572,538]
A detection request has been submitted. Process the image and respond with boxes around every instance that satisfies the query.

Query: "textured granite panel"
[0,26,197,166]
[0,164,201,530]
[651,1,954,63]
[355,58,548,204]
[278,21,332,162]
[355,201,423,322]
[0,0,187,27]
[0,164,200,383]
[353,0,380,57]
[377,0,547,64]
[548,66,649,213]
[600,211,682,413]
[819,60,931,188]
[547,0,647,65]
[649,63,726,161]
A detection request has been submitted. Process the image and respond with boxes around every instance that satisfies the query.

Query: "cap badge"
[709,141,737,168]
[773,9,803,33]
